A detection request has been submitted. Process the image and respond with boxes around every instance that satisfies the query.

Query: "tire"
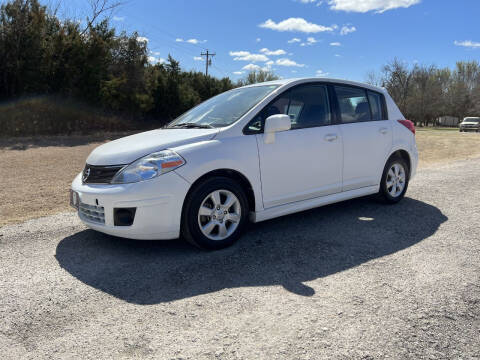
[377,156,410,204]
[181,176,249,250]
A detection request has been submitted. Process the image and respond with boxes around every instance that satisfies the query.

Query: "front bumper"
[71,171,191,240]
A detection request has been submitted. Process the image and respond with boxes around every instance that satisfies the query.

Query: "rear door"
[333,85,392,191]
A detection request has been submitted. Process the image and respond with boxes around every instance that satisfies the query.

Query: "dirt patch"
[1,129,479,227]
[416,128,480,168]
[0,133,134,227]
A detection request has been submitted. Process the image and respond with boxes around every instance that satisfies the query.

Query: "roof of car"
[244,77,386,93]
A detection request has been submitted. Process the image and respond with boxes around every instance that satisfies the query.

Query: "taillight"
[398,120,415,135]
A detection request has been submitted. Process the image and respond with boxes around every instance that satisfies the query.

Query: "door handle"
[379,127,388,134]
[324,134,338,142]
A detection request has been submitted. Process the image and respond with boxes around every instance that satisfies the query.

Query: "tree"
[381,58,412,118]
[237,70,279,86]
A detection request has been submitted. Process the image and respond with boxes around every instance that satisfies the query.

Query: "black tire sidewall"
[380,157,410,203]
[182,177,249,250]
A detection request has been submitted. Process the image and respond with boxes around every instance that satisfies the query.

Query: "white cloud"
[334,54,342,57]
[330,42,341,46]
[275,58,305,67]
[259,18,334,33]
[229,51,250,57]
[260,48,287,56]
[137,36,149,43]
[193,56,203,61]
[454,40,480,49]
[148,56,166,64]
[266,60,274,65]
[316,69,330,77]
[113,16,124,21]
[151,51,161,56]
[233,71,245,75]
[229,51,270,62]
[327,0,421,13]
[241,63,273,72]
[256,38,262,42]
[242,63,262,71]
[288,38,302,43]
[300,37,318,46]
[340,25,356,35]
[176,38,206,44]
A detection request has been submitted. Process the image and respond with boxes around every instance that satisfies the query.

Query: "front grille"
[79,203,105,224]
[82,164,124,184]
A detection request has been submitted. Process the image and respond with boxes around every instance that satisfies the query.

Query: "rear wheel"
[181,177,249,250]
[378,156,409,204]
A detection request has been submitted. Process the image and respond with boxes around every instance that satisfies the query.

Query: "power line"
[200,50,216,76]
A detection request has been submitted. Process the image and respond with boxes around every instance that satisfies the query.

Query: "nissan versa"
[71,78,418,249]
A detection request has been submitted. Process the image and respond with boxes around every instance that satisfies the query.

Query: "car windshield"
[464,118,480,123]
[167,85,279,128]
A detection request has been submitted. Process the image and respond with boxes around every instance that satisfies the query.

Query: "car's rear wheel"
[378,156,409,204]
[181,177,249,250]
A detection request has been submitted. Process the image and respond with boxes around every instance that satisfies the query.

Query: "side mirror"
[264,114,291,144]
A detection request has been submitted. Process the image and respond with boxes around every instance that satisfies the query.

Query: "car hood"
[461,122,479,125]
[86,128,219,165]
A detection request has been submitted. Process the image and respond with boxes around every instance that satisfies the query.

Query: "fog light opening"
[114,208,137,226]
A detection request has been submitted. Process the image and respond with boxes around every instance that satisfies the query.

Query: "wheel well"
[389,150,411,175]
[184,169,256,212]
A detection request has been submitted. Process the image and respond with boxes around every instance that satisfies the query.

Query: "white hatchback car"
[71,78,418,249]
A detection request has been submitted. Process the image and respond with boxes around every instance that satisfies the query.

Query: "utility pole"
[200,50,215,76]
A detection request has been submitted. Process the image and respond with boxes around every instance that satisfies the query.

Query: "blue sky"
[46,0,480,81]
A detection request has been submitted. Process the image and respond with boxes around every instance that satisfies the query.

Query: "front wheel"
[378,157,409,204]
[181,177,249,250]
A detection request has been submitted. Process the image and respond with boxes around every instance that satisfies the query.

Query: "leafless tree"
[365,70,383,87]
[81,0,124,34]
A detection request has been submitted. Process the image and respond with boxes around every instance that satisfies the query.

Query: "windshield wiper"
[170,123,214,129]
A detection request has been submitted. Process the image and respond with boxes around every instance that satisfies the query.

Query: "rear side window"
[334,86,371,123]
[245,84,331,133]
[368,91,385,121]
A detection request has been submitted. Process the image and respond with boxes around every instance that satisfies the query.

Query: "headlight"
[111,150,185,184]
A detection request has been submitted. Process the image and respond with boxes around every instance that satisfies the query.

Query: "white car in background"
[71,78,418,249]
[459,117,480,132]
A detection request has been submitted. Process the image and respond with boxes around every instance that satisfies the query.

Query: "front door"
[254,84,343,208]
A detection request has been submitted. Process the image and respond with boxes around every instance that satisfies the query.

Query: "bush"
[0,96,145,136]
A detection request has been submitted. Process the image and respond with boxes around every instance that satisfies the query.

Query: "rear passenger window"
[368,91,383,121]
[334,86,371,123]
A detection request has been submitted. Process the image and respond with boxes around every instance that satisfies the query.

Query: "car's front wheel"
[181,177,249,250]
[378,156,409,204]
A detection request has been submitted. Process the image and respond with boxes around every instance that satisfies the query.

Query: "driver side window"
[245,84,331,133]
[245,94,289,133]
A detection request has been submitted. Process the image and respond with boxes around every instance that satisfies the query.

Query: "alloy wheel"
[386,163,406,197]
[197,190,242,241]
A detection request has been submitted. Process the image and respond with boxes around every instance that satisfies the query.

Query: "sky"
[41,0,480,82]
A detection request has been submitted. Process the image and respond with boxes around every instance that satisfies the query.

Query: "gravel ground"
[0,158,479,359]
